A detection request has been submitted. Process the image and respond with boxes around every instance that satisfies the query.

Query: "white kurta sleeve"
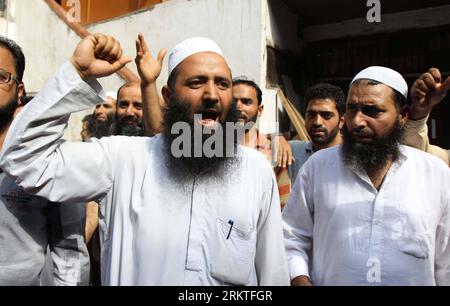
[282,165,314,282]
[435,186,450,286]
[254,176,290,286]
[0,61,114,203]
[403,116,450,165]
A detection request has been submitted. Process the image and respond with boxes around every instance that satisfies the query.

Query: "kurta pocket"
[396,210,432,259]
[210,218,256,285]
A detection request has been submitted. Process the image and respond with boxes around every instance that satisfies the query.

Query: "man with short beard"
[110,82,145,136]
[288,83,345,184]
[232,77,292,209]
[0,36,89,285]
[88,92,116,139]
[0,35,289,285]
[283,66,450,286]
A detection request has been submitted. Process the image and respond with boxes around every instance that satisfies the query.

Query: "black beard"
[88,116,114,139]
[110,117,145,136]
[342,120,403,174]
[162,94,241,184]
[0,95,18,131]
[309,122,341,145]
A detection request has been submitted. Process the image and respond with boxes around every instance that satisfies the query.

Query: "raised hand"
[135,34,166,85]
[70,33,132,80]
[410,68,450,120]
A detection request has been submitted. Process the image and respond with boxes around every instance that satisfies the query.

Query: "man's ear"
[13,83,25,118]
[399,105,409,127]
[257,104,264,117]
[338,115,345,129]
[162,85,172,104]
[17,83,24,106]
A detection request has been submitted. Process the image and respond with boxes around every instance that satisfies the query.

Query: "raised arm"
[135,34,166,136]
[408,68,450,121]
[404,68,450,164]
[0,34,131,202]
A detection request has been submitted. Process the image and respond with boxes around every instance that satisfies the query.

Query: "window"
[60,0,164,25]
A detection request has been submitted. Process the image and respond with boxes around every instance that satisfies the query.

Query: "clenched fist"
[410,68,450,120]
[70,33,132,80]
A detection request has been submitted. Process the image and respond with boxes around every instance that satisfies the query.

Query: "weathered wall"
[7,0,271,138]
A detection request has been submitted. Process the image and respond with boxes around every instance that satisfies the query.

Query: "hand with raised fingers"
[135,33,167,86]
[410,68,450,120]
[70,33,132,80]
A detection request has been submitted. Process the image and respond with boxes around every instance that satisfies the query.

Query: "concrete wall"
[6,0,274,138]
[7,0,264,93]
[0,0,17,40]
[260,0,303,133]
[88,0,265,94]
[13,0,80,93]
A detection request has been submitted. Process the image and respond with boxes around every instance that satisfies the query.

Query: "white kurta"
[0,61,289,286]
[283,145,450,285]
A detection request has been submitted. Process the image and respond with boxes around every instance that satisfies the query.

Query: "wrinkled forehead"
[348,80,393,95]
[347,81,397,108]
[307,98,339,112]
[175,51,232,80]
[233,83,257,99]
[118,84,142,100]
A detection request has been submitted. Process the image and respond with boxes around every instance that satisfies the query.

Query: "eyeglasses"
[0,68,20,85]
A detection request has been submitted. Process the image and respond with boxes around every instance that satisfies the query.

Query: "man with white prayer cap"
[0,34,290,285]
[282,66,450,286]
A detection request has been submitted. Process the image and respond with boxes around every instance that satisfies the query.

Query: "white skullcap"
[351,66,408,98]
[105,91,117,100]
[168,37,223,76]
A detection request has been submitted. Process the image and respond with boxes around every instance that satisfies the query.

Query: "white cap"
[350,66,408,99]
[168,37,223,76]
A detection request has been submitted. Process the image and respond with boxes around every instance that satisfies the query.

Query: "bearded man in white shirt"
[0,34,289,286]
[283,66,450,286]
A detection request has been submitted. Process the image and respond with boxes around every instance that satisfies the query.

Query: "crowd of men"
[0,31,449,286]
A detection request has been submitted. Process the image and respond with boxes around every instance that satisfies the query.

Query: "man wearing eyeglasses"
[0,36,90,286]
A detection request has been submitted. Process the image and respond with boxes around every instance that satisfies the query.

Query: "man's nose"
[235,100,243,111]
[351,111,367,129]
[203,81,219,102]
[313,115,323,127]
[125,105,135,116]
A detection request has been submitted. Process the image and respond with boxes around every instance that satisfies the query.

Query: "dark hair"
[0,36,25,82]
[82,114,93,124]
[232,77,263,105]
[305,83,346,116]
[351,79,406,111]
